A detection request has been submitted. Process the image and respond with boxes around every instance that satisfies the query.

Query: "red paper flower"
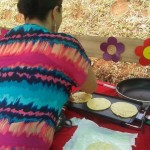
[135,38,150,66]
[100,37,125,62]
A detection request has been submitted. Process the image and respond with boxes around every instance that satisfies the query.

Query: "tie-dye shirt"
[0,24,90,150]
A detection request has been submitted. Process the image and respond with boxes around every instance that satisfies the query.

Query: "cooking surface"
[123,88,150,101]
[117,78,150,102]
[68,93,142,124]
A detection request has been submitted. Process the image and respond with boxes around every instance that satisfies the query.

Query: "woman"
[0,0,97,149]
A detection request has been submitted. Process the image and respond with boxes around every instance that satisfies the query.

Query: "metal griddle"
[67,93,145,129]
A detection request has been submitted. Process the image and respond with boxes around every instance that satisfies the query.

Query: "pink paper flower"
[135,38,150,66]
[100,37,125,62]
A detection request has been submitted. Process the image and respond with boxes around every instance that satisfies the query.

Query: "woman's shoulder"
[53,32,80,44]
[57,32,75,38]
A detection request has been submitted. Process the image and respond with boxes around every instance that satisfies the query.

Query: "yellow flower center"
[107,45,116,55]
[143,46,150,59]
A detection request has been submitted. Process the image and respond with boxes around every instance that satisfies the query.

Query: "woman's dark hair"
[17,0,62,21]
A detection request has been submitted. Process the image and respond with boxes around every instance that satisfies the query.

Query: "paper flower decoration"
[0,28,9,39]
[100,37,125,62]
[135,38,150,66]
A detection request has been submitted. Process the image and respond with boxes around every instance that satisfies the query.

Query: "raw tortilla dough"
[71,92,92,103]
[86,141,118,150]
[87,98,111,111]
[111,102,138,118]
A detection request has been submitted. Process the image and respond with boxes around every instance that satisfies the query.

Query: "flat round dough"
[111,102,138,118]
[86,141,118,150]
[71,92,92,103]
[87,98,111,111]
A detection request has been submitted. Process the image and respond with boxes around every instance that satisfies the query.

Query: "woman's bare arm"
[80,66,97,93]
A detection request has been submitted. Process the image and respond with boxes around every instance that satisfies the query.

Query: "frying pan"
[116,78,150,103]
[98,78,150,105]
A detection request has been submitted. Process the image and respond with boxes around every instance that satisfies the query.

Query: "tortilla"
[71,92,92,103]
[86,141,118,150]
[111,102,138,118]
[87,98,111,111]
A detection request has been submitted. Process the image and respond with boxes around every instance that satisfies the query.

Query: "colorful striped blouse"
[0,24,90,150]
